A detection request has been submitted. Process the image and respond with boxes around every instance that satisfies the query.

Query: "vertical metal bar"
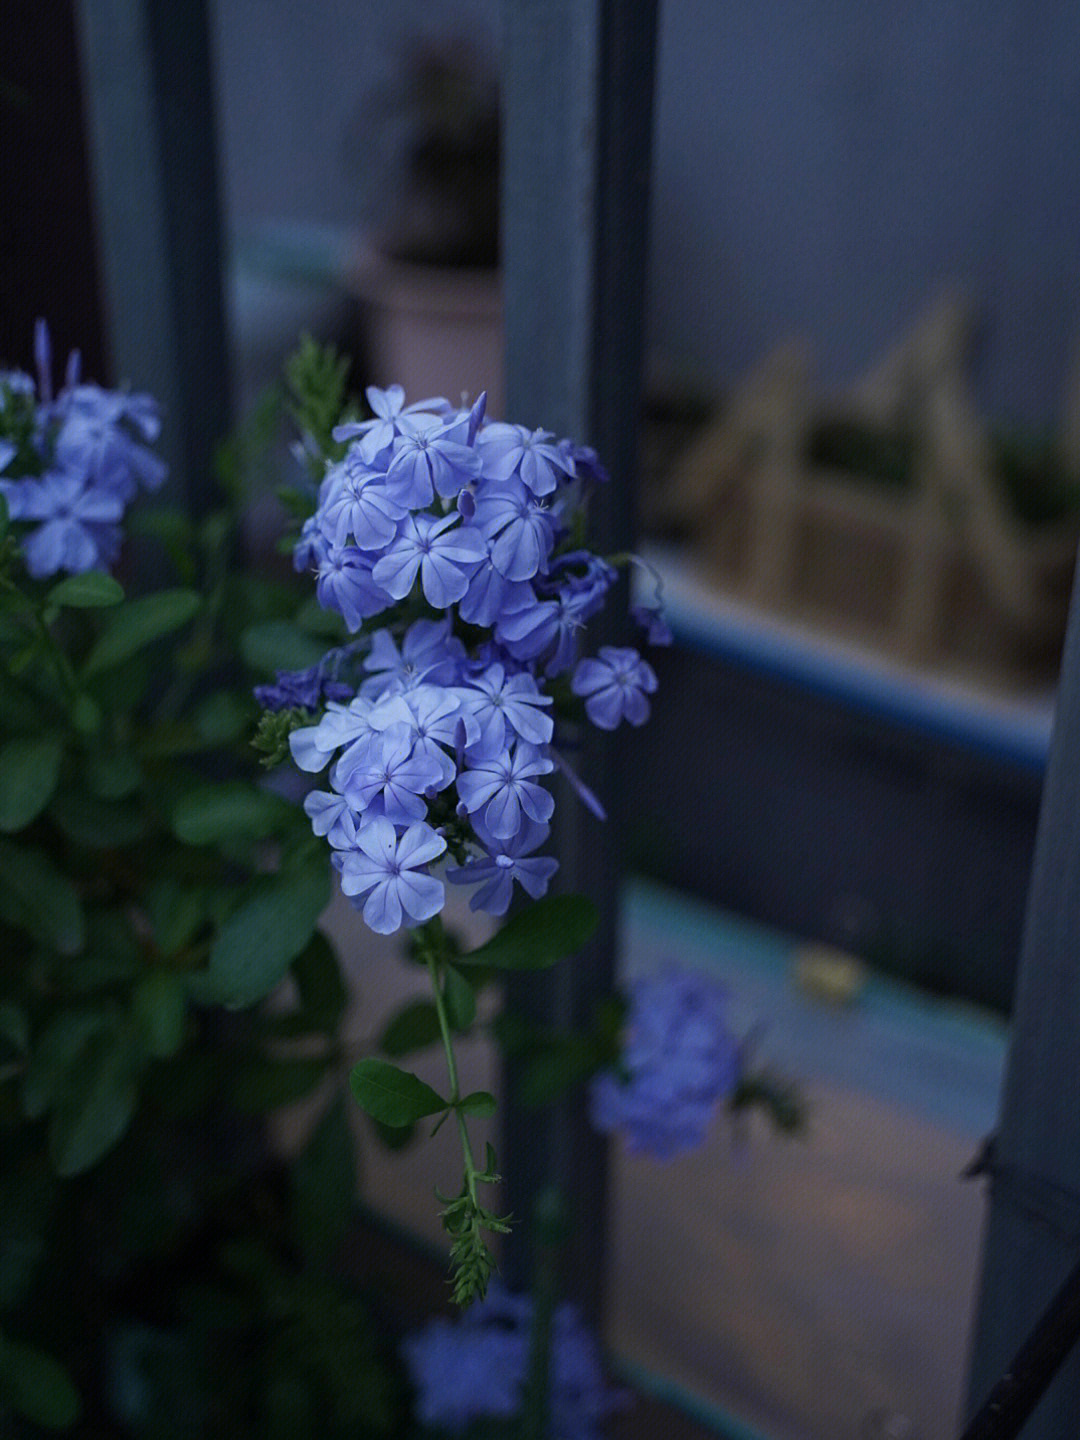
[964,557,1080,1434]
[500,0,659,1324]
[74,0,231,519]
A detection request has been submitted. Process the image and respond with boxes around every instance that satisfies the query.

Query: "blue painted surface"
[623,878,1008,1138]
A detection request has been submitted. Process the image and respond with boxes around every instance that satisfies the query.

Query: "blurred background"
[6,3,1080,1437]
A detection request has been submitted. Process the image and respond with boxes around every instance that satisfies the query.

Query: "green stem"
[424,927,479,1206]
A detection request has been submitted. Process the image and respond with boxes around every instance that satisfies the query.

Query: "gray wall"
[211,0,1080,421]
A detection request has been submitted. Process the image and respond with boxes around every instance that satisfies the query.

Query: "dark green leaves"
[464,895,599,971]
[0,734,63,831]
[0,839,85,954]
[241,619,326,676]
[291,1095,356,1265]
[132,970,187,1059]
[171,781,294,846]
[349,1058,447,1128]
[81,588,201,678]
[0,1332,81,1429]
[189,861,330,1009]
[46,570,124,608]
[378,1000,442,1057]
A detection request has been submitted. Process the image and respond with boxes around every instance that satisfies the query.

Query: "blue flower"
[253,664,352,713]
[372,512,485,609]
[477,422,570,497]
[333,384,450,462]
[387,412,482,503]
[340,722,448,824]
[456,740,555,840]
[571,646,657,729]
[460,662,554,759]
[14,471,124,579]
[474,476,558,581]
[447,815,558,915]
[315,544,392,630]
[402,1281,626,1439]
[589,969,741,1158]
[321,457,407,550]
[334,817,447,933]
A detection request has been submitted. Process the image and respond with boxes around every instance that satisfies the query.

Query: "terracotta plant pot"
[346,243,504,419]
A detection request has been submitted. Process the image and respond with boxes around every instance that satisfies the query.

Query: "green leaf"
[171,781,293,846]
[49,789,148,849]
[0,1333,81,1429]
[289,931,347,1033]
[0,1002,28,1056]
[46,570,124,608]
[443,964,476,1031]
[193,689,254,744]
[81,589,201,678]
[291,1094,356,1264]
[378,999,442,1057]
[190,861,330,1009]
[0,839,85,954]
[83,750,142,799]
[231,1056,329,1112]
[464,895,600,971]
[457,1090,496,1118]
[349,1058,447,1127]
[0,1167,56,1311]
[48,1030,139,1176]
[22,1007,116,1119]
[0,734,63,832]
[132,971,187,1059]
[241,619,327,676]
[516,1038,599,1110]
[144,880,207,959]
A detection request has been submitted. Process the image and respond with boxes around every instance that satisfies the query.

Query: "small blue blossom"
[372,511,486,608]
[13,470,124,579]
[315,544,392,630]
[402,1281,626,1439]
[341,722,449,824]
[456,740,555,840]
[589,969,741,1158]
[477,422,570,497]
[332,383,450,462]
[253,665,352,713]
[334,817,446,934]
[447,815,558,915]
[0,323,166,579]
[571,646,658,729]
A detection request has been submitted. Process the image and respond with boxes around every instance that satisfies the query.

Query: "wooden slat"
[964,548,1080,1433]
[500,0,659,1323]
[74,0,231,519]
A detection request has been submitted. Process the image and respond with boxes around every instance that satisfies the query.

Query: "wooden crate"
[653,296,1079,686]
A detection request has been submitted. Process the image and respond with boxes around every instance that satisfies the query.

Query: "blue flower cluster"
[401,1281,625,1438]
[0,322,166,578]
[279,383,664,933]
[589,968,741,1158]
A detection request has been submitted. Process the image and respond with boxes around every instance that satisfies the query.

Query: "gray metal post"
[74,0,231,518]
[500,0,659,1322]
[964,558,1080,1434]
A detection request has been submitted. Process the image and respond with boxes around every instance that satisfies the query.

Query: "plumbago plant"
[254,341,671,1306]
[0,329,403,1436]
[256,342,800,1323]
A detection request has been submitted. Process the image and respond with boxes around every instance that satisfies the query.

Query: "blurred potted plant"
[341,34,505,416]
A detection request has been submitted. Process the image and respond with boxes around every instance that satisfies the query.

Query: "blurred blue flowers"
[590,968,741,1158]
[402,1282,625,1438]
[0,324,166,579]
